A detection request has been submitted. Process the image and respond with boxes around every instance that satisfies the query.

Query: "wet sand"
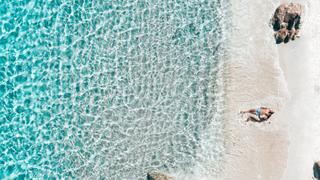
[220,0,291,179]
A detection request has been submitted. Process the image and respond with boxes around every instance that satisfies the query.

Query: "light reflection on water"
[0,0,228,179]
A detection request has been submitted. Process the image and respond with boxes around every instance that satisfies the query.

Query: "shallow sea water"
[0,0,228,179]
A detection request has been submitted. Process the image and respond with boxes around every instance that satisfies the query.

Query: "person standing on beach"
[241,107,274,122]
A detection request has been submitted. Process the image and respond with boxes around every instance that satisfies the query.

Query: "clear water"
[0,0,228,179]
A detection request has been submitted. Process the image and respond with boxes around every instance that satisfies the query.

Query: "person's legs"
[241,109,256,114]
[246,115,259,122]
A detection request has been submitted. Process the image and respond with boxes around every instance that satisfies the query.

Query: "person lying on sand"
[240,107,274,122]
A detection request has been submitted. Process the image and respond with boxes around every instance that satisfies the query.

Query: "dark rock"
[314,161,320,179]
[285,30,297,43]
[147,172,175,180]
[271,3,305,44]
[274,29,288,44]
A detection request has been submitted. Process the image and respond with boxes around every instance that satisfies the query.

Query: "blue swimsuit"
[255,108,260,119]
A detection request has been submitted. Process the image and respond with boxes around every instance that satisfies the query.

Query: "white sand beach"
[219,0,320,179]
[220,0,291,179]
[278,28,317,180]
[279,0,320,179]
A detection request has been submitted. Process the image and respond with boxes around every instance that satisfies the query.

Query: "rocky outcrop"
[274,29,297,44]
[314,162,320,179]
[271,3,305,44]
[147,172,175,180]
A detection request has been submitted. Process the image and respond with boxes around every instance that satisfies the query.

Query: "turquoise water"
[0,0,228,179]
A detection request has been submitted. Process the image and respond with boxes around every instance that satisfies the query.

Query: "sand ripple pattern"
[0,0,228,179]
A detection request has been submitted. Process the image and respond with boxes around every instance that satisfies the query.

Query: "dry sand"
[278,30,317,180]
[278,0,320,179]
